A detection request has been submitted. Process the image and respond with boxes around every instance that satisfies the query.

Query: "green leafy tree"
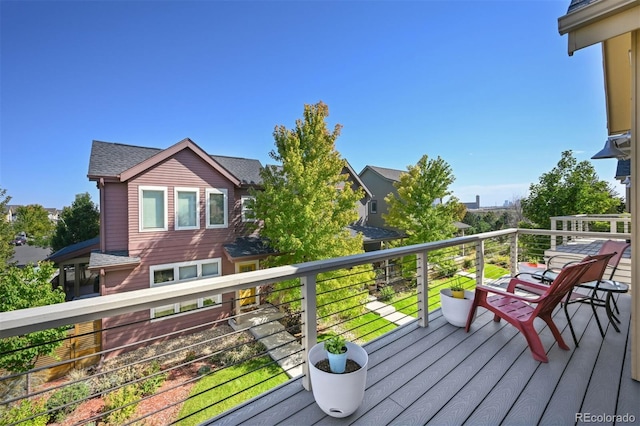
[384,154,460,245]
[251,102,373,319]
[0,262,67,395]
[0,187,15,270]
[51,193,100,252]
[13,204,55,247]
[521,151,621,229]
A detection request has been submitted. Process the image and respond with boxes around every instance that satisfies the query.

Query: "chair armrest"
[506,276,550,293]
[476,283,544,303]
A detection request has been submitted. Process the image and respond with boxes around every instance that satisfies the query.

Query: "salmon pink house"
[87,138,270,353]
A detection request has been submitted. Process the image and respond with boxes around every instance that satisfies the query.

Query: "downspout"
[99,178,105,253]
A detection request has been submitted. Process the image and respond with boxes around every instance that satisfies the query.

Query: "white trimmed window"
[370,199,378,214]
[150,258,222,319]
[206,188,228,228]
[140,186,168,231]
[241,195,256,222]
[175,188,200,230]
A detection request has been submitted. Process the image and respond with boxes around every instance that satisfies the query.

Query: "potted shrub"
[324,335,348,373]
[308,337,369,418]
[440,278,475,327]
[450,281,465,299]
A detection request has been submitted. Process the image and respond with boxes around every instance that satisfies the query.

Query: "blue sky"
[0,0,621,209]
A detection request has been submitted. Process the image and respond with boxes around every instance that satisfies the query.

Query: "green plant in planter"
[324,335,347,354]
[449,278,465,299]
[324,335,348,373]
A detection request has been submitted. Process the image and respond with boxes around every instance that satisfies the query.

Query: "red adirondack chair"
[465,259,597,363]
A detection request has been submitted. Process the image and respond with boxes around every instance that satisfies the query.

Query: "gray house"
[358,165,404,229]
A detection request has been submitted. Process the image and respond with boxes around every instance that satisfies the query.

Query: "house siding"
[99,148,248,354]
[359,168,398,229]
[102,183,129,252]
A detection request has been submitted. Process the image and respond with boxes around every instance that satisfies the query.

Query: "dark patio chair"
[465,259,596,363]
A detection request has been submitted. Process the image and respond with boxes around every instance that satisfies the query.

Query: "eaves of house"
[87,139,263,187]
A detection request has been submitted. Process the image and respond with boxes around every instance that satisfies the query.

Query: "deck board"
[209,294,639,426]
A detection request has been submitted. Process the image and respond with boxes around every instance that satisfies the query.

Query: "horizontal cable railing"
[0,228,631,425]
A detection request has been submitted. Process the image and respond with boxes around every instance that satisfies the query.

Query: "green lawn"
[390,264,510,314]
[176,356,289,425]
[342,312,397,342]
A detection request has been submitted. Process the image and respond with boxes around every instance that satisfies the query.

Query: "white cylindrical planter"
[308,341,368,418]
[440,289,475,327]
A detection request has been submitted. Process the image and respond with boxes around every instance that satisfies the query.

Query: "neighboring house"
[87,138,267,353]
[358,165,405,229]
[47,237,101,301]
[4,204,60,223]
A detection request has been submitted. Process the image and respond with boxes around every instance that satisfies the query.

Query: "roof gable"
[89,139,264,187]
[360,165,405,182]
[119,138,240,185]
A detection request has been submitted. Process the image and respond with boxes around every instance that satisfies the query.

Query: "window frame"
[241,195,256,222]
[370,199,378,214]
[174,187,200,231]
[149,258,223,319]
[139,186,168,232]
[206,188,229,229]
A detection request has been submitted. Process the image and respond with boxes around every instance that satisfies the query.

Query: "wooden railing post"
[416,251,429,328]
[551,218,557,250]
[476,240,485,287]
[301,274,317,391]
[510,232,519,277]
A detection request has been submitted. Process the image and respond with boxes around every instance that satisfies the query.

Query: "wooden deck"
[209,293,639,425]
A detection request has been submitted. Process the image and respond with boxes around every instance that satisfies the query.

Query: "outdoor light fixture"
[591,132,631,160]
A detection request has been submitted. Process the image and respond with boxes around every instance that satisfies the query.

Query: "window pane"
[209,192,224,225]
[179,265,198,280]
[143,190,165,229]
[177,191,197,228]
[154,305,175,318]
[202,262,219,277]
[203,296,219,307]
[153,268,174,284]
[180,300,198,313]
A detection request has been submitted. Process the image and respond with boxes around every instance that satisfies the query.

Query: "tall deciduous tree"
[13,204,55,247]
[0,187,15,269]
[51,193,100,252]
[251,102,372,318]
[384,154,460,245]
[521,151,621,229]
[0,262,67,395]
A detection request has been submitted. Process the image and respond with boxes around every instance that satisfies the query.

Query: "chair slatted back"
[576,252,616,285]
[598,240,630,280]
[534,259,596,318]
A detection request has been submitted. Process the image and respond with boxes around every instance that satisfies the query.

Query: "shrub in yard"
[378,285,394,302]
[462,256,474,269]
[138,361,166,397]
[103,384,140,425]
[488,254,510,268]
[45,381,91,423]
[89,365,140,396]
[210,340,267,367]
[0,398,49,426]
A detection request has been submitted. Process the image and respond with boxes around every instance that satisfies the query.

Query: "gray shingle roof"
[211,155,263,186]
[567,0,602,14]
[89,251,140,269]
[88,141,161,177]
[223,236,277,260]
[347,224,404,242]
[88,140,263,185]
[364,165,404,182]
[47,236,100,263]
